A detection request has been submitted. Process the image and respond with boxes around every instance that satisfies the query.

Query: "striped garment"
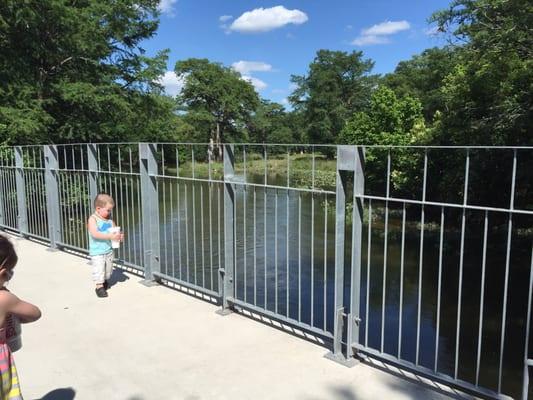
[0,328,21,399]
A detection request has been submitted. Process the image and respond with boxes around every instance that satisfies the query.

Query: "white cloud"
[229,6,308,33]
[281,98,289,105]
[352,20,410,47]
[219,15,233,22]
[158,0,178,16]
[351,35,390,46]
[232,61,273,75]
[157,71,184,97]
[362,20,410,36]
[242,75,267,91]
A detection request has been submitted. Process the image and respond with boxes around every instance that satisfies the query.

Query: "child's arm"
[87,217,120,241]
[0,291,41,323]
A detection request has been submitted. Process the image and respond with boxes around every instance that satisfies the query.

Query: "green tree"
[383,47,458,122]
[430,0,532,146]
[339,86,427,196]
[174,58,259,156]
[289,50,377,145]
[248,100,293,144]
[0,0,177,145]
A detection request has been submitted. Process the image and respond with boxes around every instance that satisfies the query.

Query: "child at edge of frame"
[87,193,124,298]
[0,234,42,399]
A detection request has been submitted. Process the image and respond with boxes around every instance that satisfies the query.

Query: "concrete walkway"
[8,236,473,400]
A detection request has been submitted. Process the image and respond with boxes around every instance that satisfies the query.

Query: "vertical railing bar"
[298,192,302,322]
[118,147,122,174]
[264,185,267,309]
[243,183,247,302]
[287,149,290,188]
[176,180,182,280]
[243,145,247,182]
[264,145,267,186]
[185,183,190,282]
[107,145,111,173]
[169,180,176,277]
[416,149,428,365]
[136,173,143,267]
[161,145,165,176]
[176,146,179,178]
[311,190,315,327]
[234,185,238,299]
[275,188,278,314]
[433,206,445,372]
[119,173,125,261]
[454,148,470,379]
[498,149,517,393]
[521,246,533,400]
[201,184,205,288]
[381,149,391,353]
[312,147,316,189]
[398,202,406,359]
[76,172,83,248]
[475,210,489,385]
[71,146,75,172]
[254,187,257,306]
[192,146,195,180]
[124,172,132,263]
[192,181,197,285]
[323,194,327,331]
[209,181,214,291]
[217,184,221,293]
[96,145,101,172]
[162,178,168,275]
[365,199,372,347]
[287,188,290,318]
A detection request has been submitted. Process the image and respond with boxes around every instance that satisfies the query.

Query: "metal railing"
[0,143,532,400]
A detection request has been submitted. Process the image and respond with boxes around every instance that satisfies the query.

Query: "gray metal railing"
[0,143,532,400]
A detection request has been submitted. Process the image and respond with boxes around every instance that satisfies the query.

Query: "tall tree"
[248,100,293,144]
[174,58,259,155]
[289,50,376,144]
[383,47,458,122]
[0,0,178,144]
[430,0,532,146]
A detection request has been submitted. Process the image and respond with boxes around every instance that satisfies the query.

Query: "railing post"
[139,143,160,283]
[14,147,28,236]
[218,144,235,314]
[350,146,365,357]
[326,145,358,366]
[44,145,62,249]
[87,144,99,204]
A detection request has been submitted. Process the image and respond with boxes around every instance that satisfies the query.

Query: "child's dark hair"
[0,235,17,270]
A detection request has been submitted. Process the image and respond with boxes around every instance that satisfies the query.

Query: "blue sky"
[144,1,451,106]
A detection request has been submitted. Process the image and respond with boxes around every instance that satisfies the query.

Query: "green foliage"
[383,47,459,122]
[174,58,260,148]
[0,0,178,145]
[429,0,532,145]
[289,50,377,144]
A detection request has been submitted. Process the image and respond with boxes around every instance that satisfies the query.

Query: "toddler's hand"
[110,232,121,241]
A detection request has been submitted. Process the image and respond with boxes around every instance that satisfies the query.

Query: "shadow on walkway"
[39,387,76,400]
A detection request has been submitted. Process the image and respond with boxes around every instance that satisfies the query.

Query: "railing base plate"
[324,352,358,368]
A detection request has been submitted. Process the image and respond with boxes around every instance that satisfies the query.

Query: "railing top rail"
[3,143,533,150]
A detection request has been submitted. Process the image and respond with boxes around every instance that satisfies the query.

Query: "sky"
[143,0,451,106]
